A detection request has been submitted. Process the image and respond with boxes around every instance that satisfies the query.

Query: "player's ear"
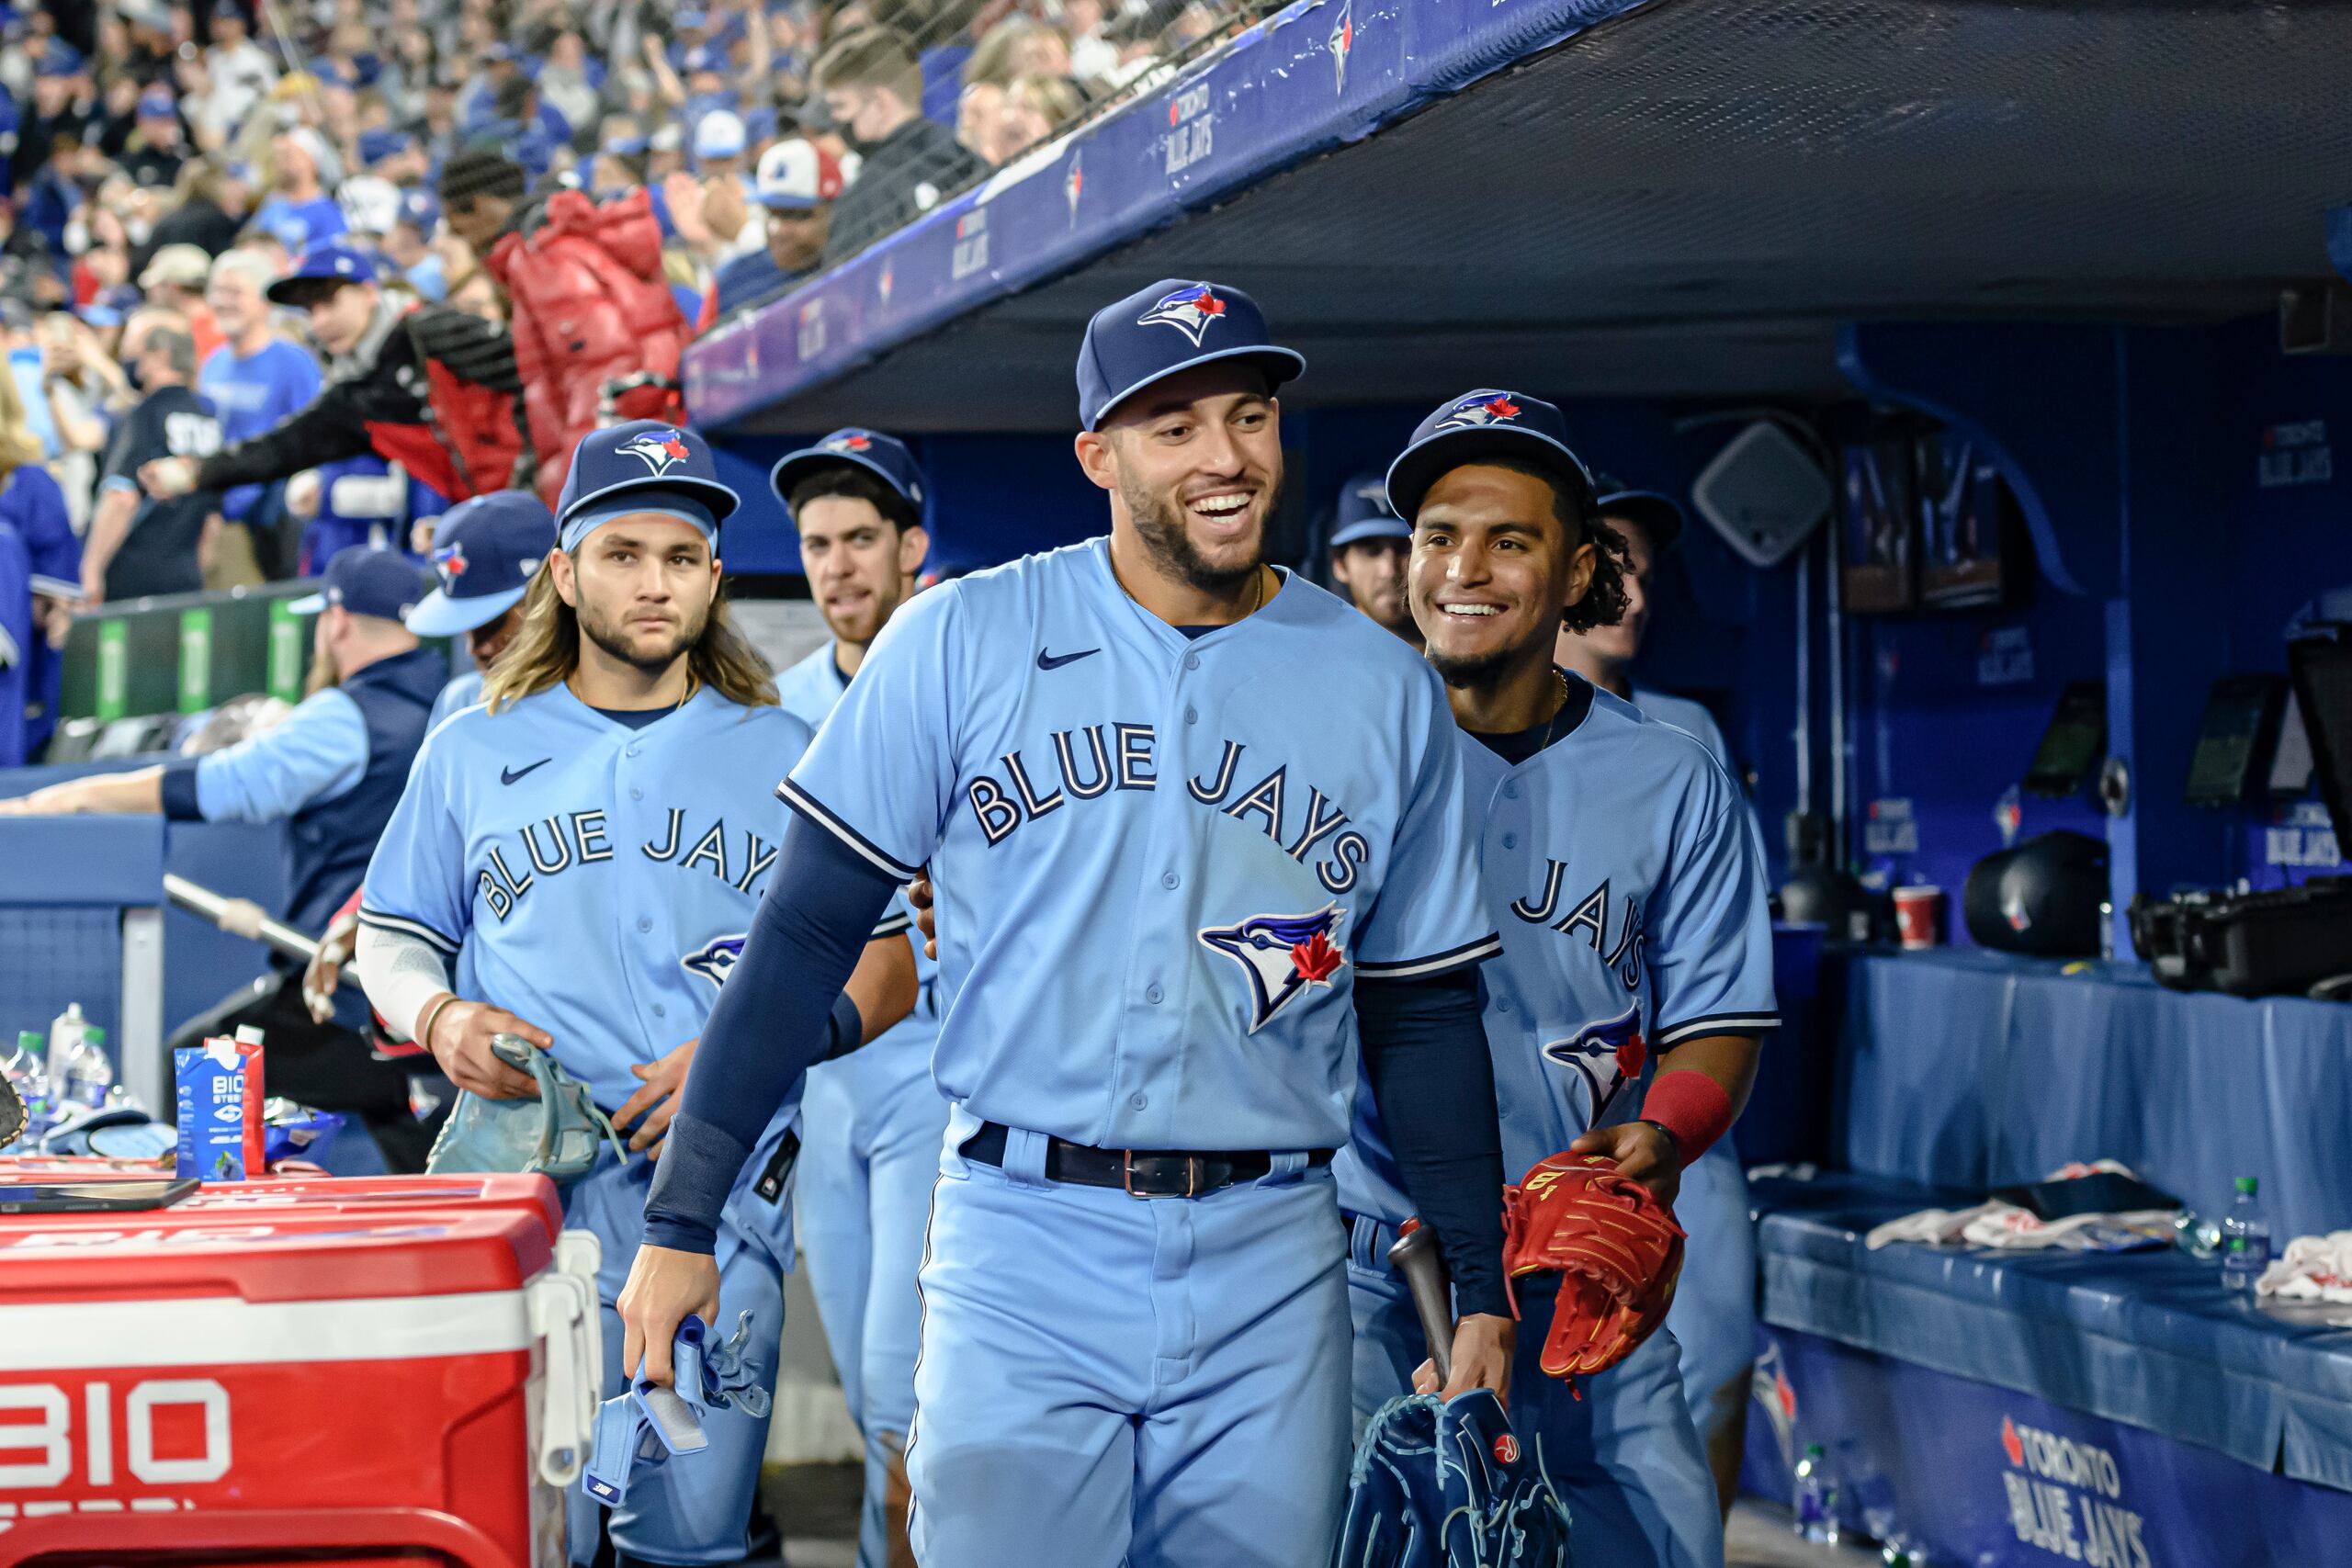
[1072,429,1117,493]
[897,523,928,577]
[1561,537,1596,610]
[548,547,580,608]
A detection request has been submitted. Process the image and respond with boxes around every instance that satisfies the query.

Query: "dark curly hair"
[1472,457,1631,633]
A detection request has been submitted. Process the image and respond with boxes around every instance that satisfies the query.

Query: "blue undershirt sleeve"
[642,815,900,1253]
[1358,968,1510,1319]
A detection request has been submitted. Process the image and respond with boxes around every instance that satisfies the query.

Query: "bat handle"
[1387,1222,1453,1386]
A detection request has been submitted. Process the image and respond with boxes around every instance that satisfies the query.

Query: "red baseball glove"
[1502,1152,1687,1382]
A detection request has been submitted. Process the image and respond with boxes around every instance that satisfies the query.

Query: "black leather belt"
[961,1121,1334,1199]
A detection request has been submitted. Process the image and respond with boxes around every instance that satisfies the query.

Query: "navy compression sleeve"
[643,815,899,1253]
[1358,968,1510,1319]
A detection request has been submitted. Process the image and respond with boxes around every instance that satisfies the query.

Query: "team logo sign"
[1435,393,1523,430]
[1539,999,1648,1121]
[682,933,748,987]
[431,541,468,592]
[1137,284,1227,347]
[1200,906,1347,1033]
[1330,0,1354,93]
[618,429,694,476]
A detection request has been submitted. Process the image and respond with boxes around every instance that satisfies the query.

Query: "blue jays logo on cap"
[1540,1000,1648,1121]
[618,429,695,477]
[683,933,748,987]
[1137,284,1229,348]
[822,433,874,455]
[1199,906,1348,1034]
[431,541,468,592]
[1436,392,1524,430]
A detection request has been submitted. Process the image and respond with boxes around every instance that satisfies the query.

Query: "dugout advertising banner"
[1740,1328,2352,1567]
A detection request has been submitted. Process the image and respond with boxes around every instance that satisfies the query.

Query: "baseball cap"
[770,429,926,518]
[358,127,416,167]
[752,138,845,210]
[265,240,378,303]
[692,107,746,162]
[1075,278,1305,433]
[556,422,741,552]
[137,87,176,119]
[398,186,441,232]
[601,132,650,158]
[138,243,212,292]
[675,8,711,29]
[1329,473,1406,549]
[1590,474,1685,552]
[288,546,430,620]
[683,44,721,75]
[407,491,557,636]
[1385,389,1597,525]
[35,44,85,78]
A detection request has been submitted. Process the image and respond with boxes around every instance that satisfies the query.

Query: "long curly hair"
[1569,515,1634,634]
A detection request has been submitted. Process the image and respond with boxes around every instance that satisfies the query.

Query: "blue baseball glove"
[1337,1390,1570,1568]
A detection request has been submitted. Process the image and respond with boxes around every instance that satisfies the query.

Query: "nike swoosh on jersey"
[501,759,552,785]
[1036,647,1101,670]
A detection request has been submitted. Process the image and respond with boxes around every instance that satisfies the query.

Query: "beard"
[1120,466,1281,596]
[1425,644,1514,691]
[577,592,708,675]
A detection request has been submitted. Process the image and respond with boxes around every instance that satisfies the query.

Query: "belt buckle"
[1122,1150,1199,1199]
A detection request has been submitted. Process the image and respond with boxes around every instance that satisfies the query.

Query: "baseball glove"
[1503,1150,1686,1382]
[1337,1389,1569,1568]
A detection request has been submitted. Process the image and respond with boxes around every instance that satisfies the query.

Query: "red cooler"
[0,1184,600,1566]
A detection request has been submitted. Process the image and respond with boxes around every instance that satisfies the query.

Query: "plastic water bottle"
[4,1032,49,1139]
[45,1004,86,1111]
[62,1025,115,1111]
[1793,1442,1841,1544]
[2220,1176,2270,1293]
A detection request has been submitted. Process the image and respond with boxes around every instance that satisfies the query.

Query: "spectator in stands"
[36,311,124,535]
[252,129,347,254]
[134,157,250,272]
[15,48,94,196]
[198,248,322,580]
[534,25,604,136]
[446,266,502,324]
[141,240,526,513]
[817,27,982,265]
[0,546,449,1171]
[0,372,80,760]
[690,109,766,264]
[199,3,279,139]
[380,192,447,302]
[82,310,221,604]
[958,79,1006,165]
[712,138,849,320]
[997,73,1085,160]
[137,243,222,361]
[967,15,1072,86]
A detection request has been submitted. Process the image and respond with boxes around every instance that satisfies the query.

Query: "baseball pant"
[562,1145,786,1567]
[909,1120,1352,1568]
[1665,1141,1758,1450]
[1347,1221,1724,1568]
[797,1039,948,1568]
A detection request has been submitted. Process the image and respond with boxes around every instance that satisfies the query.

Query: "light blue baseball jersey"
[1338,681,1777,1218]
[190,687,369,821]
[428,669,485,733]
[781,536,1498,1154]
[359,683,906,1115]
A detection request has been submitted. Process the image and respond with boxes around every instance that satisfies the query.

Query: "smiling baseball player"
[355,422,918,1567]
[619,279,1513,1567]
[769,426,943,1568]
[1335,390,1777,1568]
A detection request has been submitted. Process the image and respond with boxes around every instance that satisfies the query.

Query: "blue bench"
[1740,1169,2352,1565]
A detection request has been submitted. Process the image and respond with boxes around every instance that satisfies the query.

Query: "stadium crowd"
[0,0,1242,759]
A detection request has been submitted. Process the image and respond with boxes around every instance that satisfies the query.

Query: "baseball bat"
[1387,1223,1454,1385]
[163,874,322,966]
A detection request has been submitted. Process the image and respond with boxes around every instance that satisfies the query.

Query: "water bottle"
[62,1025,115,1111]
[4,1032,49,1139]
[45,1003,86,1109]
[1793,1442,1841,1544]
[2220,1176,2270,1293]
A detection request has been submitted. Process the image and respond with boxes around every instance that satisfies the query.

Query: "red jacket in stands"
[489,187,690,504]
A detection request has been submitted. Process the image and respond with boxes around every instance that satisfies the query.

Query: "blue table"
[1831,947,2352,1242]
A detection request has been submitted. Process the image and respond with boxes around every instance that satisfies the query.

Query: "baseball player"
[1557,479,1763,1513]
[1336,390,1777,1568]
[1327,471,1417,648]
[769,426,941,1568]
[405,489,560,729]
[620,279,1513,1568]
[353,423,919,1567]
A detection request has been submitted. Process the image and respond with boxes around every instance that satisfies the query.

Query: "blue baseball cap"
[1329,472,1405,549]
[600,132,650,158]
[310,56,357,89]
[675,8,710,29]
[1075,278,1304,432]
[266,240,378,303]
[358,127,416,166]
[1385,389,1597,525]
[556,422,741,551]
[137,87,176,118]
[398,186,440,231]
[288,546,430,620]
[770,429,926,520]
[1590,474,1685,551]
[35,44,84,78]
[407,491,556,636]
[485,41,518,63]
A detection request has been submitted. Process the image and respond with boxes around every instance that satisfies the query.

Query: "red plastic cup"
[1894,885,1946,950]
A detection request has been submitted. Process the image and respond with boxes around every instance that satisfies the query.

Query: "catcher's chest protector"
[1338,1390,1571,1568]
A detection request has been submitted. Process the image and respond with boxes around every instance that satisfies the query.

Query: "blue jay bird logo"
[1540,999,1649,1121]
[1435,392,1523,430]
[618,429,693,477]
[1199,906,1347,1033]
[1136,284,1227,348]
[430,541,468,593]
[682,933,748,987]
